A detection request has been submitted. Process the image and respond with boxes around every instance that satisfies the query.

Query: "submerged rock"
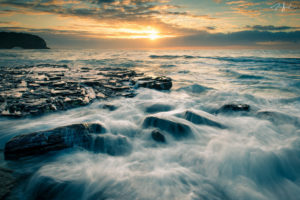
[0,167,16,200]
[100,103,118,111]
[257,110,300,126]
[151,130,166,143]
[143,116,192,139]
[217,104,250,113]
[92,134,132,156]
[4,123,106,160]
[184,110,226,129]
[144,103,174,114]
[177,84,209,94]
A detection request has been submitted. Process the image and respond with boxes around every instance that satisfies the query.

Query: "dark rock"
[100,104,118,111]
[92,135,132,156]
[143,116,192,139]
[144,103,174,114]
[184,110,226,129]
[0,167,16,200]
[0,64,172,118]
[4,123,106,160]
[217,104,250,113]
[136,76,172,90]
[25,176,81,200]
[151,130,166,143]
[0,32,49,49]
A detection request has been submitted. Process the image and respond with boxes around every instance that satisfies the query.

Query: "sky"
[0,0,300,49]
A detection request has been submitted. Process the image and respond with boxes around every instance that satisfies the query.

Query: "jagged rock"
[0,64,172,118]
[135,76,172,90]
[217,104,250,113]
[4,123,106,160]
[143,116,192,139]
[151,130,166,143]
[184,110,226,129]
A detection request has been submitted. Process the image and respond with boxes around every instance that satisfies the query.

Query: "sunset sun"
[149,33,159,40]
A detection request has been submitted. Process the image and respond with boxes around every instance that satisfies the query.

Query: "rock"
[144,103,174,114]
[92,135,132,156]
[184,110,226,129]
[143,116,192,139]
[217,104,250,113]
[151,130,166,143]
[4,123,106,160]
[100,104,118,111]
[0,31,49,49]
[257,110,300,126]
[0,167,16,200]
[0,64,172,118]
[177,84,209,94]
[136,76,172,90]
[96,92,106,99]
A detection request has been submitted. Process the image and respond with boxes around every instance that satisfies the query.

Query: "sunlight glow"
[149,33,159,40]
[102,27,175,40]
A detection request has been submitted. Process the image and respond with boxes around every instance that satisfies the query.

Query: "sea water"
[0,49,300,200]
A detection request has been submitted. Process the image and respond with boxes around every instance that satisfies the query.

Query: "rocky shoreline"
[0,64,172,118]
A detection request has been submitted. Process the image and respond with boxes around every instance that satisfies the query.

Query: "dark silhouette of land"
[0,32,49,49]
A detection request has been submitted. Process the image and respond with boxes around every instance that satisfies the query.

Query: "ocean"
[0,49,300,200]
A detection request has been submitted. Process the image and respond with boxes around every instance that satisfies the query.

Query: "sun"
[149,33,159,40]
[146,28,160,40]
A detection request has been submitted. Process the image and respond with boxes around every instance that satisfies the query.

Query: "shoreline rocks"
[4,123,106,160]
[0,64,172,118]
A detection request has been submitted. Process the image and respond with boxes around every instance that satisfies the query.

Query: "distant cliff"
[0,32,49,49]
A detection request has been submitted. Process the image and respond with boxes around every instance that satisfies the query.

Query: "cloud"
[246,25,299,31]
[161,30,300,48]
[2,24,299,49]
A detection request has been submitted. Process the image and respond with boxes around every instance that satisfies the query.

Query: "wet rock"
[184,110,226,129]
[144,103,174,114]
[143,116,192,139]
[136,76,172,90]
[151,130,166,143]
[217,104,250,113]
[0,64,172,117]
[4,123,106,160]
[257,110,300,126]
[92,135,132,156]
[100,103,118,111]
[0,167,16,200]
[177,84,209,94]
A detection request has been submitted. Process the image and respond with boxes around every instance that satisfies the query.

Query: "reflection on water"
[0,49,300,200]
